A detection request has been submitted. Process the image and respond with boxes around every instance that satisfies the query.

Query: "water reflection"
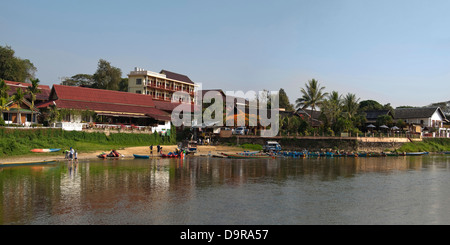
[1,155,450,224]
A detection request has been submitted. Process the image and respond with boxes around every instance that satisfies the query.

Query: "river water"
[1,155,450,225]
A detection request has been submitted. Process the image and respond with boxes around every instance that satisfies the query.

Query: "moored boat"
[0,160,58,167]
[160,152,180,158]
[31,148,61,153]
[133,154,150,159]
[405,152,429,156]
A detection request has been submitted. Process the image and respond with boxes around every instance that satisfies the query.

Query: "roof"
[5,80,51,101]
[51,85,155,107]
[394,107,446,120]
[153,100,199,113]
[160,70,194,84]
[39,85,171,121]
[365,110,392,121]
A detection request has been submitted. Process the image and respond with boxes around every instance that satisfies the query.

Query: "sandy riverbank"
[0,145,245,164]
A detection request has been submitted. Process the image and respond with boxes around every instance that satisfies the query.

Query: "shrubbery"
[0,128,176,157]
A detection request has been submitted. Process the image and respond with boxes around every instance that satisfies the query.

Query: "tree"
[27,78,41,124]
[295,79,327,124]
[119,78,128,92]
[0,79,10,123]
[62,74,94,87]
[320,91,342,128]
[278,88,294,111]
[342,93,360,120]
[92,59,122,90]
[12,88,25,125]
[0,45,37,82]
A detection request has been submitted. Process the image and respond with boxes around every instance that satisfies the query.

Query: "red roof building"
[38,85,172,124]
[5,80,51,103]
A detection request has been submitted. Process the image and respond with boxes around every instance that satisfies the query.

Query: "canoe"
[133,154,150,159]
[405,152,429,156]
[221,152,274,159]
[31,148,61,153]
[0,160,58,167]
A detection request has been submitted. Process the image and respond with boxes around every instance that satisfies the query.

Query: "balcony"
[147,83,194,95]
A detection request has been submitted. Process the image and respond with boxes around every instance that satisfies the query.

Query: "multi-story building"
[128,68,197,103]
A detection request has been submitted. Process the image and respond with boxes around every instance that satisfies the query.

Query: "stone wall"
[218,136,413,151]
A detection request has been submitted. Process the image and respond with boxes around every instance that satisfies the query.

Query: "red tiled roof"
[53,85,155,107]
[154,100,199,112]
[5,80,51,101]
[39,85,171,121]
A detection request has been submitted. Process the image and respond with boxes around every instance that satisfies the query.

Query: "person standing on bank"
[150,145,153,155]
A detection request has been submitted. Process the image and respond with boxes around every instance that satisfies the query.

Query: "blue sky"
[2,0,450,107]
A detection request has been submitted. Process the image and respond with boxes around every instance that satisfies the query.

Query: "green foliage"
[0,128,175,158]
[240,143,263,151]
[92,59,122,90]
[398,138,450,152]
[0,45,37,82]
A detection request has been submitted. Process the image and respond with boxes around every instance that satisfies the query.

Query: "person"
[64,149,69,159]
[69,147,74,160]
[157,145,161,154]
[74,150,78,162]
[150,145,153,155]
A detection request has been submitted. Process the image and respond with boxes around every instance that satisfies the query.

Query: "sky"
[2,0,450,108]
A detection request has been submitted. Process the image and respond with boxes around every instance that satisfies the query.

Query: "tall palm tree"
[12,88,25,125]
[295,79,327,124]
[342,93,360,120]
[27,78,41,124]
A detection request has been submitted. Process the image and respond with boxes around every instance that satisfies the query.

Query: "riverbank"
[0,145,245,164]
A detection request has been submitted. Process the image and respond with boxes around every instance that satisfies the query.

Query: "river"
[1,155,450,225]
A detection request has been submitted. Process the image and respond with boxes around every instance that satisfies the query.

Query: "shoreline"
[0,145,245,164]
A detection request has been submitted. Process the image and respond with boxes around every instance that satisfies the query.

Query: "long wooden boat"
[405,152,429,156]
[0,160,58,167]
[221,152,274,159]
[31,148,61,153]
[133,154,150,159]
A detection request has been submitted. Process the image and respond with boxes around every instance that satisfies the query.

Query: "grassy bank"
[397,138,450,153]
[0,128,176,158]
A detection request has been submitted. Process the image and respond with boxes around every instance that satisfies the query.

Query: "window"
[26,114,32,122]
[136,78,142,85]
[136,90,141,94]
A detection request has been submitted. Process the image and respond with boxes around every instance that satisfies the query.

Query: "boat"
[98,150,124,159]
[160,152,180,158]
[221,152,274,159]
[133,154,150,159]
[30,148,61,153]
[405,152,429,156]
[0,160,58,167]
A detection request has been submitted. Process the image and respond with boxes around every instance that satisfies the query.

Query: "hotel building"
[128,68,197,103]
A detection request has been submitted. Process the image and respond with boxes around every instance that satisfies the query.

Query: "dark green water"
[1,155,450,224]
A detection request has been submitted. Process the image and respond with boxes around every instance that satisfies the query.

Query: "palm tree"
[321,91,342,127]
[27,78,41,124]
[342,93,360,120]
[295,79,327,124]
[0,79,11,123]
[12,88,25,125]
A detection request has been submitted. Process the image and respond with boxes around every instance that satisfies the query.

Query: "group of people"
[64,147,78,161]
[149,145,163,155]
